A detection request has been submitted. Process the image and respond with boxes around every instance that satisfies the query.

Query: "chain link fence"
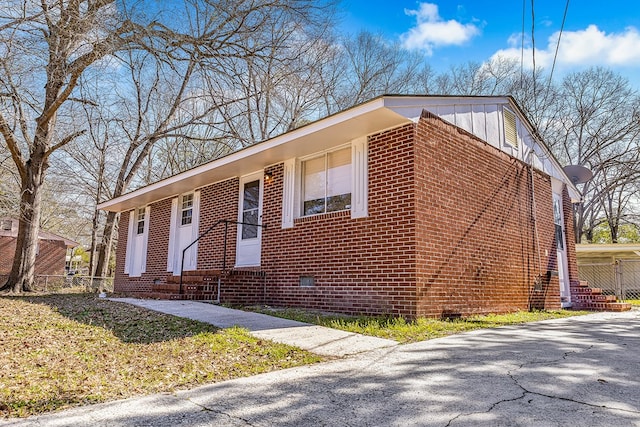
[0,274,114,293]
[578,260,640,301]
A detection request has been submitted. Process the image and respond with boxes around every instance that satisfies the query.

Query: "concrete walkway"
[108,298,398,357]
[3,307,639,426]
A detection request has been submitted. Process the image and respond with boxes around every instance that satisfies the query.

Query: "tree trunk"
[2,155,46,293]
[573,202,585,244]
[94,210,118,278]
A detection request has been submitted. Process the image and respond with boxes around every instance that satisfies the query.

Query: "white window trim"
[282,138,368,228]
[351,136,368,219]
[282,159,296,228]
[124,210,134,275]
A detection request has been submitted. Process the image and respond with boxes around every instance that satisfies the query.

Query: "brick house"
[0,217,79,277]
[98,95,593,317]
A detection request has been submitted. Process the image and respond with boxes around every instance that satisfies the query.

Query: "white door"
[126,207,149,277]
[168,192,200,274]
[236,172,263,267]
[553,194,571,307]
[130,232,146,277]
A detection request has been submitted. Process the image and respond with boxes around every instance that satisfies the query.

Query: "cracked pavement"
[2,309,639,426]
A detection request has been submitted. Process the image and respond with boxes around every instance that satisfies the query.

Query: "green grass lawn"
[247,307,591,343]
[0,294,323,418]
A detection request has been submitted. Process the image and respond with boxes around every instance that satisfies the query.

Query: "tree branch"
[0,111,26,181]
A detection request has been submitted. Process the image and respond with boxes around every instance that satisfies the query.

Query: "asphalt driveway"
[2,308,639,426]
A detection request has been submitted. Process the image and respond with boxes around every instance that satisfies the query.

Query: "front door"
[236,172,264,267]
[553,194,571,307]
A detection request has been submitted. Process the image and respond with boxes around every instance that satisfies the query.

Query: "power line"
[531,0,536,96]
[520,0,526,88]
[548,0,570,88]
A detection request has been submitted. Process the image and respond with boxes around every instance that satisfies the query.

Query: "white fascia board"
[98,97,411,212]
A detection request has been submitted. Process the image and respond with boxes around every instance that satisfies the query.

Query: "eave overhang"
[98,97,415,212]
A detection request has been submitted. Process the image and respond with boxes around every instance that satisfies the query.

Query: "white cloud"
[491,25,640,71]
[401,3,481,55]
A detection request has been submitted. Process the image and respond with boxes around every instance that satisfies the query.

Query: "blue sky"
[340,0,640,87]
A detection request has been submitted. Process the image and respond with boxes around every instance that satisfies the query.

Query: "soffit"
[98,98,412,212]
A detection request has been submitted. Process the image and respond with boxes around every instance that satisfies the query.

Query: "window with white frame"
[181,193,194,225]
[302,147,351,216]
[136,208,146,234]
[1,220,12,231]
[553,198,564,251]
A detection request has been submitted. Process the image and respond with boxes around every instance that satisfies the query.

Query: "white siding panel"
[471,104,487,142]
[484,104,502,148]
[435,105,456,125]
[454,105,473,134]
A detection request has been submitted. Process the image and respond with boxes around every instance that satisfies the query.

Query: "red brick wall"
[35,240,68,276]
[197,179,240,271]
[414,111,560,317]
[0,237,14,275]
[0,237,67,276]
[114,198,172,293]
[114,112,567,317]
[259,124,419,316]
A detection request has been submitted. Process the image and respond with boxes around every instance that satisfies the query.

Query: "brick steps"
[571,301,632,312]
[139,269,230,301]
[166,270,223,284]
[570,281,631,312]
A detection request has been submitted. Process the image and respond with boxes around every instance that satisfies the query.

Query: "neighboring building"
[576,244,640,300]
[576,243,640,264]
[98,95,629,317]
[0,218,79,276]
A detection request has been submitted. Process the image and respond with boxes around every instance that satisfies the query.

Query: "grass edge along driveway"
[0,294,323,418]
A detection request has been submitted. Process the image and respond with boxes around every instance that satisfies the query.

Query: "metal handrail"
[179,219,267,294]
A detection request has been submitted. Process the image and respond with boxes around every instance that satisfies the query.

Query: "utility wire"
[547,0,570,90]
[520,0,526,88]
[531,0,536,97]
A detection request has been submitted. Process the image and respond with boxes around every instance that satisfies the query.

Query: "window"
[136,208,146,235]
[181,193,194,226]
[241,180,260,239]
[302,147,351,216]
[1,220,11,231]
[553,199,564,250]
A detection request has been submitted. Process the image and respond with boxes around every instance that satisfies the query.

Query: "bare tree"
[542,68,640,242]
[88,0,337,278]
[1,0,334,292]
[332,31,428,109]
[0,0,138,292]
